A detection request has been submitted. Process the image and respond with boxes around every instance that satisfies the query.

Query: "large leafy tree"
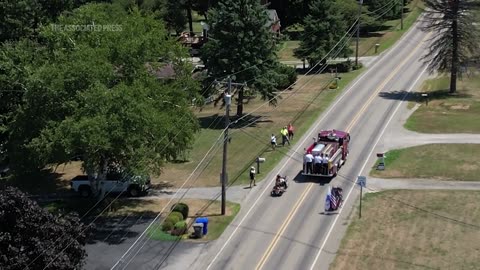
[7,3,200,196]
[0,0,99,43]
[0,186,89,269]
[422,0,479,93]
[201,0,282,115]
[294,0,350,65]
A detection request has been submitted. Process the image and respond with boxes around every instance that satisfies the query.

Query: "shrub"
[161,220,174,232]
[171,203,189,220]
[172,221,188,236]
[165,214,180,225]
[352,62,363,70]
[275,64,297,89]
[336,60,352,73]
[169,211,184,222]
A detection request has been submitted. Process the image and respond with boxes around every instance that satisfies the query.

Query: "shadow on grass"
[198,114,273,130]
[378,89,472,102]
[3,169,71,196]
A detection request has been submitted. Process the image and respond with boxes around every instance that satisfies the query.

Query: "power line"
[109,131,226,269]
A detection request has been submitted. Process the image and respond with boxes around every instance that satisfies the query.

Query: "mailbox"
[256,157,265,174]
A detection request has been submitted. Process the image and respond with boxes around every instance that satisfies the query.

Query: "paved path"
[380,103,480,151]
[368,177,480,191]
[146,185,250,204]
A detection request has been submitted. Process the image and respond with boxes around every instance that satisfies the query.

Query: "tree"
[0,186,89,269]
[0,0,100,43]
[7,3,200,196]
[201,0,282,115]
[422,0,479,93]
[294,0,350,65]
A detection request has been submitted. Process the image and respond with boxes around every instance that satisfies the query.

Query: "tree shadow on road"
[378,89,472,103]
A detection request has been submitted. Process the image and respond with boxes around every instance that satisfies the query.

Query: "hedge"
[171,203,189,220]
[161,220,174,232]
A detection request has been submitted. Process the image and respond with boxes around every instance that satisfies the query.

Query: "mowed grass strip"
[157,68,365,188]
[405,72,480,133]
[331,190,480,270]
[370,144,480,181]
[354,0,424,57]
[277,0,423,62]
[104,198,240,241]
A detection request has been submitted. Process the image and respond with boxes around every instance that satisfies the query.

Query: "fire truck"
[302,129,350,177]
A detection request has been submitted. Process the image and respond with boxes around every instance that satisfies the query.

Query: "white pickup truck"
[70,174,151,197]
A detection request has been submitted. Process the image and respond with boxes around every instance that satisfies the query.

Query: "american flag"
[325,186,340,211]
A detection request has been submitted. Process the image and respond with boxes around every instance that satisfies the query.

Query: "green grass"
[144,201,240,241]
[278,40,301,61]
[279,0,424,62]
[370,144,480,181]
[331,190,480,270]
[147,227,182,241]
[204,202,241,240]
[354,0,424,56]
[157,67,365,188]
[405,72,480,133]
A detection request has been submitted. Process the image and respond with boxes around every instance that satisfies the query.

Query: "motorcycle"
[271,175,288,197]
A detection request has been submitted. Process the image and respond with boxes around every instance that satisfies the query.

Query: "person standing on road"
[287,123,294,141]
[249,166,256,188]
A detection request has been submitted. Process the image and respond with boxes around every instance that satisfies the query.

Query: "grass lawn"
[354,0,424,57]
[279,0,424,62]
[278,40,301,61]
[156,68,365,188]
[112,199,241,241]
[370,144,480,181]
[405,71,480,133]
[331,190,480,270]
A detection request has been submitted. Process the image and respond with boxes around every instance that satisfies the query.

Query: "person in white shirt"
[313,154,322,174]
[270,134,277,150]
[323,153,330,174]
[249,166,256,188]
[304,152,314,174]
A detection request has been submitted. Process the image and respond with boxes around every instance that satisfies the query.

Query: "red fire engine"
[302,130,350,177]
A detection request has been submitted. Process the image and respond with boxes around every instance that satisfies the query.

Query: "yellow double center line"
[255,33,431,270]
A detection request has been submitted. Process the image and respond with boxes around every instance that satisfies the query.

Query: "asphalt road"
[192,20,434,270]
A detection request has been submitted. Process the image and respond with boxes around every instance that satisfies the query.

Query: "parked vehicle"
[70,173,151,198]
[302,129,350,177]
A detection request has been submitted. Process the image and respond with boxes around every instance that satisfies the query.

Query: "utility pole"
[400,0,404,30]
[220,77,231,215]
[216,76,244,215]
[355,0,363,67]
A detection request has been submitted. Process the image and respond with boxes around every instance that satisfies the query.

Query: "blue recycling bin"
[195,217,208,235]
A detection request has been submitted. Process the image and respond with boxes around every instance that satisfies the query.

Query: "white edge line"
[204,31,415,270]
[309,65,429,270]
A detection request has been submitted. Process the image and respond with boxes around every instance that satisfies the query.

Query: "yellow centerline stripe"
[256,32,432,270]
[255,183,315,270]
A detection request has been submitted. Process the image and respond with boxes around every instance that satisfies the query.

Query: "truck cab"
[70,173,151,197]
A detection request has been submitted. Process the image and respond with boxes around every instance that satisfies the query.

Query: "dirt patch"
[449,104,470,110]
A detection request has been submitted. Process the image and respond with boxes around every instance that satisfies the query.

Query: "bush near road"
[331,190,480,270]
